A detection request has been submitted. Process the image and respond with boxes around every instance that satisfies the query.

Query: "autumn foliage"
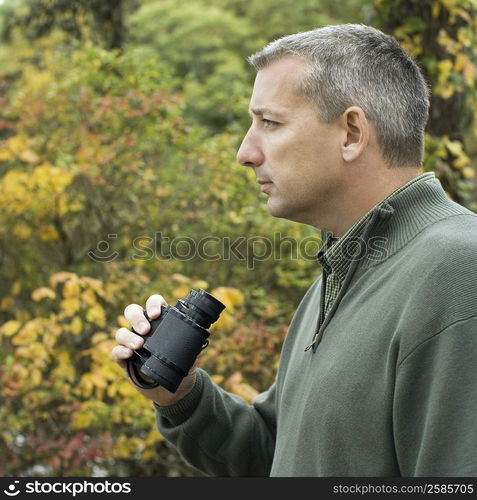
[0,0,476,477]
[0,40,300,476]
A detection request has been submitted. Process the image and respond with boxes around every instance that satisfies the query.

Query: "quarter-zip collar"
[317,172,436,280]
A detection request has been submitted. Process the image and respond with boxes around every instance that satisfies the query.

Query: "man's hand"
[111,293,197,407]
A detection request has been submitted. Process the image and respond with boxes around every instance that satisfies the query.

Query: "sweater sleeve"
[154,368,277,476]
[393,315,477,476]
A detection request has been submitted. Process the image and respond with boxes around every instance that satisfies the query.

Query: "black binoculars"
[126,289,226,393]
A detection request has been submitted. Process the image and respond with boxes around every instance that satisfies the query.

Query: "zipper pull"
[304,332,319,352]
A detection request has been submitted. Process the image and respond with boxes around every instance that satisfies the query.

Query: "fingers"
[123,295,167,334]
[111,344,133,366]
[114,294,168,376]
[112,327,144,371]
[115,327,144,350]
[124,303,150,335]
[111,343,134,377]
[145,294,167,319]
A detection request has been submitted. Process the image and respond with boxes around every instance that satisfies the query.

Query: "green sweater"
[155,175,477,477]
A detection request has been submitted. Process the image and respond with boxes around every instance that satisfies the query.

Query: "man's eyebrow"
[248,107,285,118]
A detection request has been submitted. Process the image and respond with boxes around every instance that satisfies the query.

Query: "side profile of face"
[236,56,346,228]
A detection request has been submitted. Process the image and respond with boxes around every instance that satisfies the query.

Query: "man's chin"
[267,199,309,225]
[267,199,292,220]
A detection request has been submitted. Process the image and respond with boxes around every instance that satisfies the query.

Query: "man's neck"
[323,167,422,238]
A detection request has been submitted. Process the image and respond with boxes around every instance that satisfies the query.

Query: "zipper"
[304,267,328,352]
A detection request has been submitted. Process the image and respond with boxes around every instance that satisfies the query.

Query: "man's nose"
[236,128,264,167]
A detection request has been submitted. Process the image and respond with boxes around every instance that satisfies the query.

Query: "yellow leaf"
[445,139,464,157]
[86,304,106,327]
[171,273,190,283]
[455,8,471,23]
[230,383,259,404]
[145,429,164,446]
[12,364,29,380]
[81,288,98,307]
[72,411,94,430]
[210,311,235,332]
[191,279,209,290]
[457,29,472,48]
[38,226,59,241]
[117,315,129,329]
[118,380,136,396]
[114,436,133,459]
[63,278,81,298]
[463,167,475,179]
[171,285,190,300]
[32,286,56,302]
[31,369,42,386]
[210,286,244,310]
[440,0,457,12]
[11,281,21,296]
[437,59,453,84]
[53,352,75,381]
[16,346,30,359]
[11,319,42,345]
[20,149,39,164]
[463,59,475,86]
[29,343,48,362]
[77,374,94,398]
[437,85,454,99]
[141,449,157,461]
[60,297,81,316]
[90,372,107,389]
[12,224,32,239]
[32,164,73,192]
[6,135,28,155]
[155,186,170,197]
[211,374,224,385]
[0,149,12,162]
[453,155,470,169]
[50,271,77,287]
[70,316,83,335]
[81,276,104,292]
[91,332,108,344]
[0,296,13,310]
[0,320,21,336]
[225,372,258,404]
[454,53,466,73]
[107,384,118,398]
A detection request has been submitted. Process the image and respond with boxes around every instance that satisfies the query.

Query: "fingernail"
[130,339,142,349]
[139,321,149,334]
[149,307,160,317]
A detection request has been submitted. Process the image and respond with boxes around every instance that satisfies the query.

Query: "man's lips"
[257,179,273,193]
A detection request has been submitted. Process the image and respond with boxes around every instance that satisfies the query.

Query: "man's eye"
[262,118,278,128]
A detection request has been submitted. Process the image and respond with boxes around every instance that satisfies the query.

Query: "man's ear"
[341,106,369,163]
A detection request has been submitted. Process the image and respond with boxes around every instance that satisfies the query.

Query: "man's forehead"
[249,56,310,110]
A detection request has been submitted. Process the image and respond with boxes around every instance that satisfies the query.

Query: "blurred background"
[0,0,475,477]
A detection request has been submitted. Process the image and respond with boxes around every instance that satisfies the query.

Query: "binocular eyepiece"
[126,289,226,393]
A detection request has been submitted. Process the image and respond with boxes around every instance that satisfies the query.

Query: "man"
[112,24,477,476]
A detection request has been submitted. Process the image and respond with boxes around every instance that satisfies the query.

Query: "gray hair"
[248,24,430,167]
